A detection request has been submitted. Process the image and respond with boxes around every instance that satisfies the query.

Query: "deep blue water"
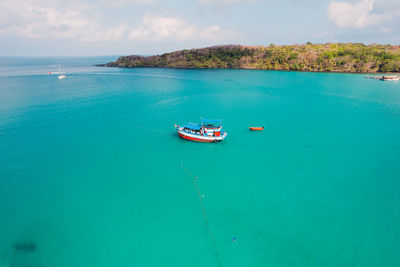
[0,57,400,266]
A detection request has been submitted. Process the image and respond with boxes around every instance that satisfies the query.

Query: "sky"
[0,0,399,56]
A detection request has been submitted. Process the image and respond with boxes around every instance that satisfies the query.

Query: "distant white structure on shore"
[365,75,399,81]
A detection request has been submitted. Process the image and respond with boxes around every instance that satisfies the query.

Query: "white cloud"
[129,13,239,42]
[197,0,257,4]
[310,32,334,38]
[197,0,258,10]
[327,0,400,29]
[380,27,391,33]
[0,1,241,45]
[100,0,155,7]
[0,0,127,42]
[328,0,382,28]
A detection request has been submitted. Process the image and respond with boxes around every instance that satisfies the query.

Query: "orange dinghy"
[249,127,264,131]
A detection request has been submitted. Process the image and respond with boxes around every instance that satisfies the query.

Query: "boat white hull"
[176,127,227,142]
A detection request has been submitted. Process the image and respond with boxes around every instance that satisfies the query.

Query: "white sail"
[58,65,66,79]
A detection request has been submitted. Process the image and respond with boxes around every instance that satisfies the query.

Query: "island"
[104,43,400,73]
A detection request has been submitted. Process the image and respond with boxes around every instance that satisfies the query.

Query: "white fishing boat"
[175,119,227,142]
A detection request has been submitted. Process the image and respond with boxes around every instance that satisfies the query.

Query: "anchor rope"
[123,123,170,136]
[180,162,222,267]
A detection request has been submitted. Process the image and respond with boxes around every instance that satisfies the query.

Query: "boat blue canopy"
[201,119,222,126]
[183,123,202,130]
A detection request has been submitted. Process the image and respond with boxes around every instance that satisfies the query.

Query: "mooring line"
[123,123,170,136]
[180,162,222,267]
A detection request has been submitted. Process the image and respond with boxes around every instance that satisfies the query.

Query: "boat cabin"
[181,119,223,137]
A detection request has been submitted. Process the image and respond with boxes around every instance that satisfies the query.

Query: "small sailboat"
[57,65,66,79]
[249,127,264,131]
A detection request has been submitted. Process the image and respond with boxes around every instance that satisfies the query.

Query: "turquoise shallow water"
[1,57,400,266]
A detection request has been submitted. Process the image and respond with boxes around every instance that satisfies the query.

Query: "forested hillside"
[106,43,400,73]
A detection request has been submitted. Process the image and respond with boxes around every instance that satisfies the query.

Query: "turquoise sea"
[1,57,400,266]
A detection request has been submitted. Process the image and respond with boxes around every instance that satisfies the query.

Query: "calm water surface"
[0,57,399,266]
